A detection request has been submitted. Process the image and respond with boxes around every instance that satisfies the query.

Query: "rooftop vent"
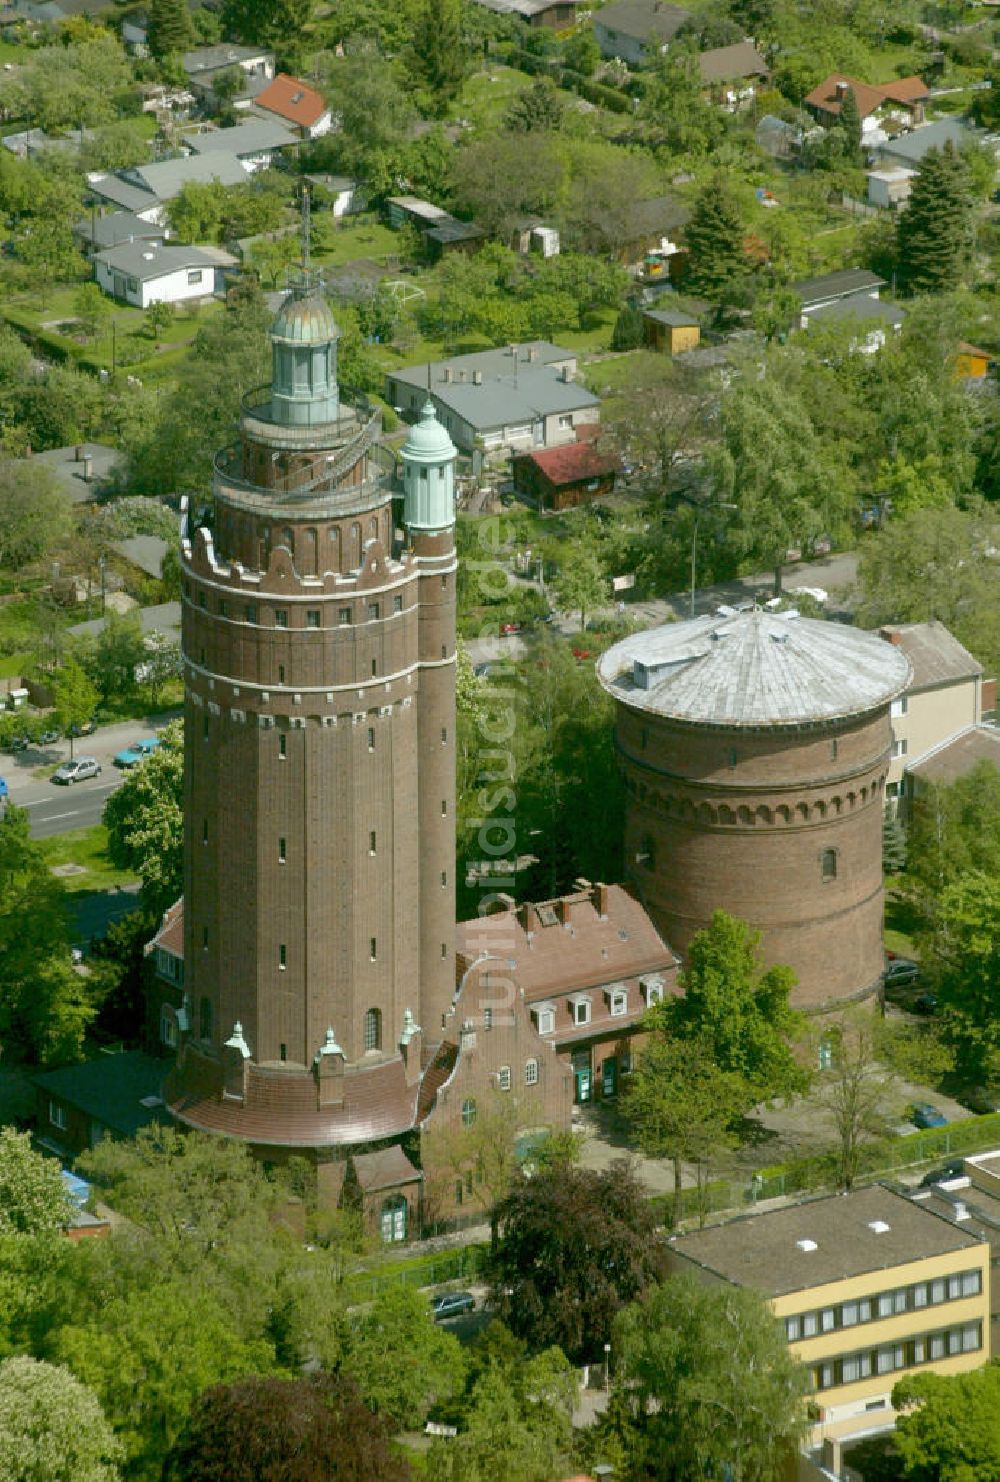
[796,1238,818,1252]
[868,1220,891,1234]
[953,1201,970,1221]
[139,1095,164,1109]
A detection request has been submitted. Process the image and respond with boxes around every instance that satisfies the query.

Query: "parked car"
[499,621,522,636]
[69,719,96,737]
[114,736,161,769]
[8,735,29,752]
[52,757,101,785]
[913,990,937,1015]
[911,1101,948,1130]
[0,777,7,800]
[884,957,920,989]
[38,728,60,745]
[919,1160,965,1187]
[431,1291,475,1321]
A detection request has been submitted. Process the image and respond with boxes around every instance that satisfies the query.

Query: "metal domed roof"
[597,606,912,729]
[271,286,339,346]
[401,399,457,464]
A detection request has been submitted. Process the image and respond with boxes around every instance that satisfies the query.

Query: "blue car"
[0,776,7,800]
[911,1102,948,1130]
[114,736,161,769]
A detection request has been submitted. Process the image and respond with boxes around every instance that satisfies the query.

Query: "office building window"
[339,607,351,625]
[275,610,288,628]
[307,610,320,628]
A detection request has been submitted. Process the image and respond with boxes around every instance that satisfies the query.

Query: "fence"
[342,1243,485,1305]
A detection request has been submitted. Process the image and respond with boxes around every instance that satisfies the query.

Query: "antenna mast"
[302,185,311,271]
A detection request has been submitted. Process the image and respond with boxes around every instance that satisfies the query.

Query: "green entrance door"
[602,1057,617,1097]
[575,1067,592,1103]
[380,1195,408,1244]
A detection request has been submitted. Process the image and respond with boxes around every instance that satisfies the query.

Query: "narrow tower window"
[369,831,376,854]
[279,943,287,969]
[369,937,377,961]
[364,1007,382,1052]
[821,849,838,882]
[367,727,375,751]
[199,996,213,1041]
[278,733,287,759]
[278,837,286,863]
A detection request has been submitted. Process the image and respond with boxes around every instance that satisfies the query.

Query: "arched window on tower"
[821,849,838,882]
[363,1007,382,1052]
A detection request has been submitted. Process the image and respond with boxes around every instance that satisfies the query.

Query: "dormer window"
[641,974,664,1008]
[607,985,628,1017]
[568,994,592,1027]
[532,1003,555,1035]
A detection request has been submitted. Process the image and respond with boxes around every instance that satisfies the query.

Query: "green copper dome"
[271,288,339,346]
[401,399,457,465]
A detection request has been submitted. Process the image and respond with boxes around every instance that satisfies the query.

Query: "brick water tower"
[166,273,459,1169]
[597,607,911,1009]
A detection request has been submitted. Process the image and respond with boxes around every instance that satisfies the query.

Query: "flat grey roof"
[93,241,225,281]
[597,606,911,728]
[594,0,691,43]
[182,43,273,75]
[128,152,248,199]
[671,1185,986,1299]
[878,117,975,165]
[644,306,700,327]
[32,1052,168,1139]
[182,118,296,157]
[30,442,122,502]
[86,174,159,214]
[74,211,166,250]
[807,296,906,327]
[389,341,573,392]
[793,268,885,305]
[69,600,180,640]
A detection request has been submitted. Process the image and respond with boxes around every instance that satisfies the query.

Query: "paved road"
[0,715,178,839]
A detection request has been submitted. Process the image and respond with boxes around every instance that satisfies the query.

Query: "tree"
[504,78,564,134]
[72,283,113,342]
[839,87,863,158]
[661,910,809,1106]
[883,809,907,874]
[0,1357,122,1482]
[53,660,98,760]
[0,1129,73,1236]
[220,0,313,46]
[897,143,976,297]
[641,42,726,157]
[102,718,183,915]
[410,0,467,115]
[147,0,194,59]
[92,610,146,701]
[814,1011,894,1190]
[450,131,566,241]
[0,460,72,573]
[168,180,226,244]
[421,1088,535,1229]
[613,1277,809,1482]
[891,1365,1000,1482]
[924,871,1000,1082]
[427,1340,576,1482]
[625,1036,745,1223]
[683,175,748,304]
[144,299,174,346]
[341,1286,466,1428]
[163,1373,409,1481]
[551,538,607,631]
[488,1160,667,1363]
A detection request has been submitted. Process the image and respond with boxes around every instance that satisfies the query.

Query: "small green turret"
[400,398,457,533]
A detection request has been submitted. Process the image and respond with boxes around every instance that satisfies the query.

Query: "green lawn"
[314,220,402,270]
[455,66,547,130]
[39,825,137,897]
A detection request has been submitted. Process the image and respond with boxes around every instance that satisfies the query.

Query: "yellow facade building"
[667,1186,991,1447]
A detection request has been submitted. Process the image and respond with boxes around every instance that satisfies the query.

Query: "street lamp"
[97,555,106,617]
[672,492,737,620]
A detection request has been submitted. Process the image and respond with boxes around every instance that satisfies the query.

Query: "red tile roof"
[146,898,183,957]
[353,1145,422,1193]
[880,76,930,104]
[805,73,928,118]
[515,441,618,488]
[255,73,328,129]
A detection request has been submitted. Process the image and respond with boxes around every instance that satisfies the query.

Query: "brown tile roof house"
[805,73,929,122]
[878,621,982,692]
[254,73,329,134]
[697,41,769,85]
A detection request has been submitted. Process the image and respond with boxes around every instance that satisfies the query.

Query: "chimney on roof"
[520,902,539,933]
[528,346,539,362]
[835,80,849,98]
[557,897,574,926]
[442,367,452,383]
[594,882,610,917]
[473,369,483,385]
[878,626,903,645]
[560,365,572,382]
[458,369,467,383]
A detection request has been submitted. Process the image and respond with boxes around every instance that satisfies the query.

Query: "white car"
[52,757,101,785]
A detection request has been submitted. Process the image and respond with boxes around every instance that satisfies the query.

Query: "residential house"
[384,342,601,455]
[697,41,769,108]
[11,0,112,21]
[304,173,364,219]
[877,621,986,810]
[146,898,185,1052]
[910,1149,1000,1355]
[28,441,122,502]
[182,117,298,172]
[804,294,905,353]
[667,1185,991,1446]
[866,166,917,210]
[454,883,680,1107]
[254,72,333,139]
[32,1051,169,1159]
[906,726,1000,807]
[468,0,585,25]
[512,439,619,511]
[805,73,929,137]
[93,241,237,307]
[642,305,701,356]
[790,268,885,327]
[86,172,163,220]
[594,0,692,65]
[873,116,975,171]
[73,209,168,255]
[2,126,90,160]
[386,194,484,257]
[181,43,275,108]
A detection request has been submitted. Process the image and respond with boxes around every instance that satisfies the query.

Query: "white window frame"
[569,994,591,1027]
[532,1004,555,1036]
[892,737,908,758]
[607,985,628,1017]
[525,1058,539,1086]
[498,1065,511,1091]
[890,696,908,717]
[160,1005,177,1048]
[49,1100,66,1130]
[640,974,664,1007]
